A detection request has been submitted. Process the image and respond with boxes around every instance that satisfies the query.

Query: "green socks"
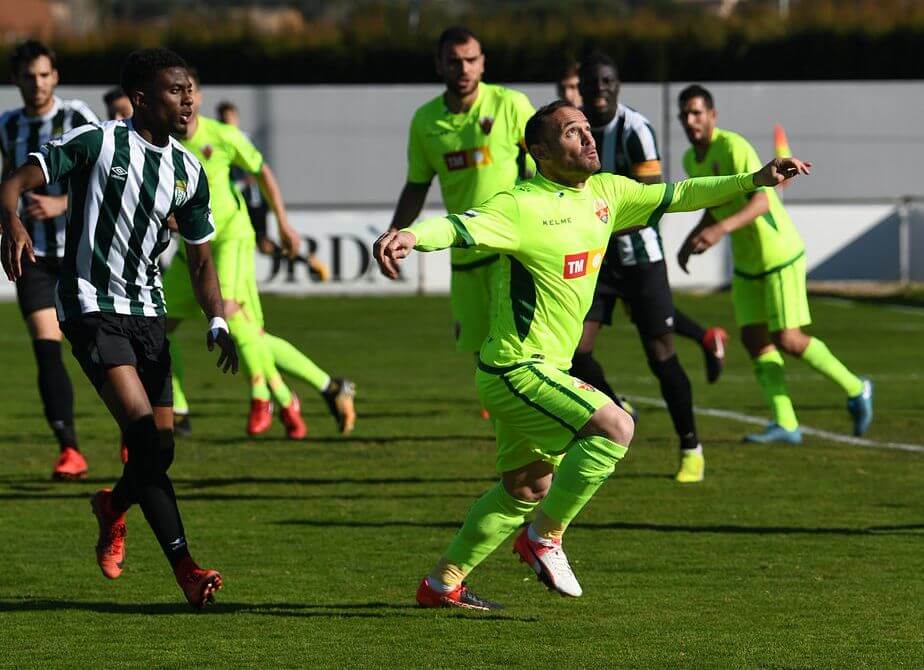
[753,350,799,430]
[443,483,539,576]
[227,310,273,402]
[265,333,331,392]
[540,436,628,530]
[800,337,864,397]
[169,339,189,415]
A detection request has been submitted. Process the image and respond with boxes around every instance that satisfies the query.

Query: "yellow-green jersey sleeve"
[404,192,521,253]
[406,115,435,185]
[223,124,264,174]
[509,90,536,178]
[591,172,756,234]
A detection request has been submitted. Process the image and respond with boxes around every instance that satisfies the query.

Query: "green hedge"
[4,25,924,83]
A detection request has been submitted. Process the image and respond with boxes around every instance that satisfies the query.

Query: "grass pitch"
[1,293,922,668]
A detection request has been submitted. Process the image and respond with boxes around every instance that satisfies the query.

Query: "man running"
[375,100,810,610]
[388,27,535,394]
[572,53,726,483]
[0,40,99,480]
[0,48,238,608]
[162,71,355,438]
[677,84,872,443]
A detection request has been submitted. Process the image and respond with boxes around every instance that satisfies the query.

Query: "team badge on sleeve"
[594,199,610,225]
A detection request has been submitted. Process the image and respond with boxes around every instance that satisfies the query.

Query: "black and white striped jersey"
[29,119,215,320]
[591,103,664,266]
[0,97,99,257]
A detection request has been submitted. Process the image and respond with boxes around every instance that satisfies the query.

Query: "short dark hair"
[10,40,57,74]
[525,99,576,157]
[216,101,237,118]
[678,84,714,109]
[103,86,127,106]
[120,48,189,97]
[558,60,580,81]
[578,52,618,82]
[437,26,480,56]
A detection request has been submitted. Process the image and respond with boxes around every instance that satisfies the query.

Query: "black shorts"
[585,258,675,338]
[61,313,173,406]
[16,255,61,318]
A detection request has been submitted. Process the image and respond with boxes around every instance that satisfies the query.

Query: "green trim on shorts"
[477,359,530,375]
[450,253,500,271]
[500,373,578,434]
[526,364,597,415]
[733,250,805,280]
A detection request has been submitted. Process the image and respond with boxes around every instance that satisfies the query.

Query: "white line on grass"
[625,394,924,455]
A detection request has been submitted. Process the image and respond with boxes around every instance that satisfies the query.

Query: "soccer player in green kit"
[375,100,811,610]
[162,72,356,439]
[676,85,872,443]
[388,27,535,388]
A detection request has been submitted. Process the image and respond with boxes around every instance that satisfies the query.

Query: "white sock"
[426,575,455,593]
[682,444,703,455]
[527,524,556,546]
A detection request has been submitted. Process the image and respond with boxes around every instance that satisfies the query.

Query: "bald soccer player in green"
[375,100,811,610]
[676,85,872,444]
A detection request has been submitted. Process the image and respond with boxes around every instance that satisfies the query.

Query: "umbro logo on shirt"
[109,166,128,181]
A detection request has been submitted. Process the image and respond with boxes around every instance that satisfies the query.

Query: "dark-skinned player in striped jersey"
[570,53,728,483]
[0,48,238,609]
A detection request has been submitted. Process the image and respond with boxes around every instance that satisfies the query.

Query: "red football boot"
[53,446,88,481]
[415,577,502,611]
[247,399,273,436]
[174,555,222,610]
[90,488,126,579]
[119,439,128,465]
[702,327,728,384]
[280,393,307,440]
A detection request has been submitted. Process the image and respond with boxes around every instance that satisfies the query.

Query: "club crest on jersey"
[174,179,188,206]
[563,247,605,279]
[479,116,494,135]
[594,198,609,224]
[573,379,597,392]
[201,145,213,159]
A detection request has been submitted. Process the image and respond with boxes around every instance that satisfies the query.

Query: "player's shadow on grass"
[0,598,535,622]
[195,434,495,446]
[274,519,924,536]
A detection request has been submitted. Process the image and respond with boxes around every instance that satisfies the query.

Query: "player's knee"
[644,333,674,362]
[771,330,808,356]
[588,403,635,446]
[502,463,554,502]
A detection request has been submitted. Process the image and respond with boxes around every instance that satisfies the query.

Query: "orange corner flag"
[774,123,792,159]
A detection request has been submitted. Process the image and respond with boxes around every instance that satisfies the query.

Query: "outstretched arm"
[185,240,239,374]
[677,192,773,273]
[0,163,46,279]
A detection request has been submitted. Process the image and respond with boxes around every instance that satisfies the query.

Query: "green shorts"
[476,361,613,474]
[732,253,811,332]
[450,256,499,353]
[161,236,264,325]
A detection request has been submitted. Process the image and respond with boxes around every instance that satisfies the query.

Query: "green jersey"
[180,115,263,242]
[407,171,758,370]
[406,83,535,267]
[683,127,804,276]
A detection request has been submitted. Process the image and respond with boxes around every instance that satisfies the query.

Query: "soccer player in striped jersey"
[375,101,810,610]
[0,40,99,480]
[0,48,239,608]
[161,71,355,439]
[572,53,726,483]
[677,85,872,442]
[388,27,535,404]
